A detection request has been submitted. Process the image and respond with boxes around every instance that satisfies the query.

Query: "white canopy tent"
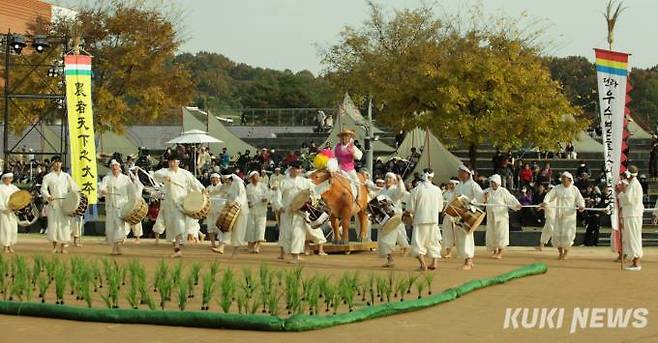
[406,129,463,183]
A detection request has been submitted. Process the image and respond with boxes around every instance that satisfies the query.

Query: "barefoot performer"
[41,155,79,254]
[215,173,249,256]
[0,173,19,253]
[406,169,443,271]
[541,172,585,260]
[618,165,644,271]
[441,179,459,258]
[153,152,205,258]
[279,161,315,263]
[537,184,556,251]
[378,172,410,267]
[483,174,521,260]
[205,173,225,252]
[99,159,133,255]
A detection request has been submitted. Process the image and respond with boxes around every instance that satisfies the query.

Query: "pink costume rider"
[334,128,363,184]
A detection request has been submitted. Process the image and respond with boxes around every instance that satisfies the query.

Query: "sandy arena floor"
[0,234,656,343]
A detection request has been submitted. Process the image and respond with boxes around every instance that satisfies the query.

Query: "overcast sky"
[172,0,656,74]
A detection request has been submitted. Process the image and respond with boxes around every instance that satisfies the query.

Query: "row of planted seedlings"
[0,255,437,316]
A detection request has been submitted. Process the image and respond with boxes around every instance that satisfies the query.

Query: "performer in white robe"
[406,169,443,271]
[618,165,644,271]
[246,171,269,253]
[41,156,79,254]
[269,167,284,228]
[537,184,556,250]
[483,174,521,259]
[441,179,459,258]
[152,153,204,258]
[0,173,19,253]
[123,167,145,244]
[542,172,585,260]
[212,173,249,256]
[378,172,410,267]
[99,159,132,255]
[205,173,225,251]
[186,217,202,242]
[279,161,316,263]
[454,164,484,270]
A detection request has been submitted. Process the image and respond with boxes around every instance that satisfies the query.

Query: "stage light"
[32,35,50,53]
[10,35,27,54]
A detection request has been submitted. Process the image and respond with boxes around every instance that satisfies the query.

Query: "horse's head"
[308,169,331,185]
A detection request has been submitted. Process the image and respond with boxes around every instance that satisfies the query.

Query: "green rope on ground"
[0,263,547,332]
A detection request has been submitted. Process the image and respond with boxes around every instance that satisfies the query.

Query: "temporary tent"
[98,130,139,157]
[627,120,652,139]
[406,129,463,183]
[388,127,426,160]
[322,94,394,153]
[571,131,603,154]
[182,107,256,154]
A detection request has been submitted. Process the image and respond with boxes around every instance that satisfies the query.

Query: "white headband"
[385,172,396,180]
[248,171,259,179]
[459,164,473,175]
[561,171,573,180]
[422,172,434,181]
[210,173,221,179]
[110,159,120,167]
[449,180,460,185]
[1,173,13,179]
[489,174,501,186]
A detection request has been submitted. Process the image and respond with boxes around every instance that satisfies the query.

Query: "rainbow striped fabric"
[594,49,629,76]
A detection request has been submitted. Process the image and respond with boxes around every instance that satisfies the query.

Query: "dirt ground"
[0,234,656,343]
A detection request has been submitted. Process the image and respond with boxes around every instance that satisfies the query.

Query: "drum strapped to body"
[61,191,88,217]
[121,196,148,225]
[367,196,403,234]
[445,195,486,233]
[299,198,329,229]
[182,191,210,220]
[16,203,40,227]
[217,201,241,233]
[8,190,32,212]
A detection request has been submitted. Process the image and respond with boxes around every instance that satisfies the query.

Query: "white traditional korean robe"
[454,178,484,259]
[406,180,443,258]
[99,172,132,243]
[205,183,225,240]
[483,186,521,250]
[279,174,316,254]
[41,171,79,243]
[441,189,458,249]
[153,168,204,241]
[377,182,410,256]
[619,177,644,259]
[0,183,20,247]
[223,175,249,247]
[540,200,556,245]
[543,184,585,249]
[246,181,269,243]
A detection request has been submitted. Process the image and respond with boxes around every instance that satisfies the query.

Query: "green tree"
[546,56,597,118]
[629,66,658,128]
[322,3,587,168]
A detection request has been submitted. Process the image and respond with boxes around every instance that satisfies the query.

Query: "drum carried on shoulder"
[121,196,148,225]
[9,190,40,227]
[444,195,486,233]
[367,196,403,234]
[291,189,330,229]
[182,191,210,220]
[217,201,241,233]
[61,191,89,217]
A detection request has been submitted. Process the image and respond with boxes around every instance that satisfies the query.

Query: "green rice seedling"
[284,269,302,315]
[415,278,426,299]
[126,281,139,309]
[242,267,254,291]
[396,279,408,302]
[331,288,340,315]
[0,257,6,298]
[8,256,28,301]
[376,276,385,302]
[406,273,418,295]
[424,273,435,295]
[306,282,321,315]
[219,268,235,313]
[209,261,220,281]
[341,279,355,312]
[367,280,375,306]
[77,267,92,308]
[236,289,246,314]
[90,262,102,291]
[177,281,188,311]
[54,264,67,304]
[323,284,336,313]
[45,257,57,282]
[248,291,260,315]
[274,270,284,287]
[186,273,195,299]
[157,275,173,310]
[258,263,270,287]
[107,266,121,309]
[101,258,112,283]
[190,262,201,286]
[383,279,393,303]
[116,260,127,287]
[37,274,50,303]
[259,274,272,314]
[171,261,183,287]
[316,275,328,300]
[31,255,44,290]
[142,291,156,310]
[267,290,282,316]
[201,271,216,311]
[153,260,168,292]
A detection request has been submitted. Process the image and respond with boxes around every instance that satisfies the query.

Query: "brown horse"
[308,169,369,243]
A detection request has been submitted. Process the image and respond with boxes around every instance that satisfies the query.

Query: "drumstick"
[166,178,186,189]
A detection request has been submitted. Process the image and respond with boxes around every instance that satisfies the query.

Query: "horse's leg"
[341,213,351,244]
[330,216,340,243]
[357,210,369,242]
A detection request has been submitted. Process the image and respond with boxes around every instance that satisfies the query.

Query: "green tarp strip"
[0,263,546,331]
